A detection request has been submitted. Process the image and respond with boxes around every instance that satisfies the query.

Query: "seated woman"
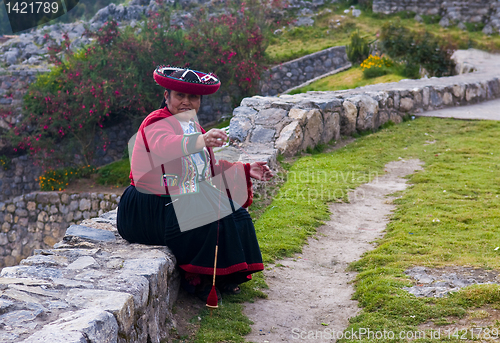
[117,66,273,302]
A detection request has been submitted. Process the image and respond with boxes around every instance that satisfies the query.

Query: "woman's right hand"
[196,128,228,149]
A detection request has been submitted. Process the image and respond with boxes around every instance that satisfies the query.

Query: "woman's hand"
[249,161,273,181]
[196,129,228,149]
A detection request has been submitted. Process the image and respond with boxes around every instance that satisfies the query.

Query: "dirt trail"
[244,159,424,342]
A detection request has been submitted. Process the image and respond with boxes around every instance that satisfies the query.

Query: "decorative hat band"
[153,66,221,95]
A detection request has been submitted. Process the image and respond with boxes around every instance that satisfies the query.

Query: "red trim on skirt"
[179,262,264,276]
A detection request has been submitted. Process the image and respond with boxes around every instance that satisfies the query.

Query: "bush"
[9,0,274,170]
[346,31,371,65]
[38,165,96,191]
[0,155,10,171]
[379,19,456,78]
[361,54,393,78]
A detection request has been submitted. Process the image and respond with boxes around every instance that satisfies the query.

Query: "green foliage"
[379,19,456,78]
[10,0,273,170]
[38,165,96,191]
[360,54,394,79]
[97,158,131,186]
[465,22,486,32]
[346,31,371,65]
[0,155,11,171]
[420,14,442,25]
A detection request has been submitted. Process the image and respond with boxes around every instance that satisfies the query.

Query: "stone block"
[357,96,379,132]
[61,193,70,204]
[65,225,116,243]
[79,199,91,211]
[275,121,303,156]
[453,84,465,99]
[7,204,15,212]
[301,109,323,151]
[69,200,79,212]
[27,201,36,211]
[67,256,97,270]
[400,97,414,112]
[430,88,443,107]
[250,126,275,143]
[21,309,118,343]
[2,222,11,232]
[66,289,134,335]
[288,108,308,125]
[321,112,340,144]
[443,92,453,105]
[254,108,287,125]
[38,211,48,223]
[229,116,252,142]
[341,100,358,135]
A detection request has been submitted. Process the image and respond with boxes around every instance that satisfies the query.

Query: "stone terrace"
[227,49,500,166]
[0,209,179,342]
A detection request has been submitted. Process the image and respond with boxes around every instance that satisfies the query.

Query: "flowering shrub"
[9,0,277,170]
[379,19,456,78]
[39,165,96,191]
[361,54,393,78]
[0,155,10,171]
[184,1,269,93]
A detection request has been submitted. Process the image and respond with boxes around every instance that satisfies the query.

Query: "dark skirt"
[116,185,264,284]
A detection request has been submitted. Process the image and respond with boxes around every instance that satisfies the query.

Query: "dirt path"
[243,159,424,342]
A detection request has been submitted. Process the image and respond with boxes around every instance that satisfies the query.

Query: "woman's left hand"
[249,161,273,181]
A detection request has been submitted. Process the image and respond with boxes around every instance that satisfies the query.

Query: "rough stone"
[254,108,287,125]
[301,109,323,150]
[321,112,340,144]
[275,121,303,156]
[341,100,358,135]
[65,225,116,243]
[250,126,275,143]
[356,96,379,131]
[228,116,252,142]
[399,97,414,112]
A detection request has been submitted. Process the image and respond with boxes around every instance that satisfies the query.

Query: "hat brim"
[153,66,221,95]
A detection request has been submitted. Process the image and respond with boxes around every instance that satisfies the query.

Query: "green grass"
[288,65,406,94]
[194,117,500,342]
[96,158,131,186]
[266,3,500,64]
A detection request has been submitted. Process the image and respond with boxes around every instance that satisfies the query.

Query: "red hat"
[153,66,221,95]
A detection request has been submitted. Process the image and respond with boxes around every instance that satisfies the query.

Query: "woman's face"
[165,90,201,121]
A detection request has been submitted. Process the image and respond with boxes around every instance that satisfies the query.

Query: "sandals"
[220,283,241,295]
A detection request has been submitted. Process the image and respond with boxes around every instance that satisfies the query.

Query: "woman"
[117,66,272,301]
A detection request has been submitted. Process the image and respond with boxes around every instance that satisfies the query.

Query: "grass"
[288,65,406,94]
[265,3,500,65]
[96,158,131,187]
[193,116,500,342]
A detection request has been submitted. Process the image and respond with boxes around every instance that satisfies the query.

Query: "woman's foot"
[219,283,241,295]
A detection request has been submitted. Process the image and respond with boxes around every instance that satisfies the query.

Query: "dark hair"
[158,84,203,110]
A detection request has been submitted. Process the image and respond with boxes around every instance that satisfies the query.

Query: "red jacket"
[129,107,253,207]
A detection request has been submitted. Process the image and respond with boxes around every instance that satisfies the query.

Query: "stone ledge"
[0,209,180,343]
[229,49,500,163]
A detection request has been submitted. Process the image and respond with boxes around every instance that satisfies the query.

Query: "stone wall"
[0,191,120,268]
[228,50,500,163]
[372,0,500,33]
[0,209,179,343]
[0,118,135,202]
[259,46,350,96]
